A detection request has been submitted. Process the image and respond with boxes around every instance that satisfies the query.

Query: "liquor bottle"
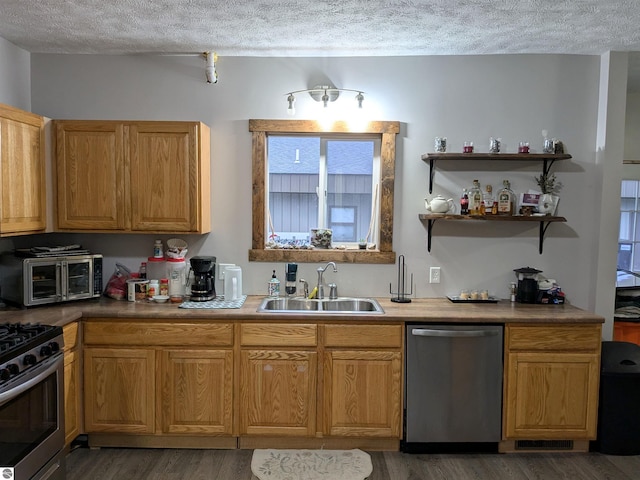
[483,185,494,215]
[468,179,483,215]
[497,180,515,215]
[460,188,469,215]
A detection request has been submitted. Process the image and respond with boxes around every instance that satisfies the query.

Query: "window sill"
[249,249,396,264]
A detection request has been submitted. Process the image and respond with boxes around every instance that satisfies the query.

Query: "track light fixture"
[204,51,218,84]
[285,85,364,116]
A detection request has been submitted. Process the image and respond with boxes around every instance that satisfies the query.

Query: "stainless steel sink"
[257,297,384,314]
[257,297,320,311]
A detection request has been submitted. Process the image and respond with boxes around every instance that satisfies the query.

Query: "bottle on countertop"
[497,180,515,215]
[153,239,163,258]
[460,188,469,215]
[160,278,169,296]
[268,270,280,297]
[139,262,147,279]
[148,279,159,299]
[469,179,483,215]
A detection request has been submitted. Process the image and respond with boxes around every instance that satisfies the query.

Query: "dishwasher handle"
[411,328,500,338]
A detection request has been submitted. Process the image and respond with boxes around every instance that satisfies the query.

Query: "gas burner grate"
[0,323,62,356]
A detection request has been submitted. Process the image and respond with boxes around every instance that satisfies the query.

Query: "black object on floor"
[593,341,640,455]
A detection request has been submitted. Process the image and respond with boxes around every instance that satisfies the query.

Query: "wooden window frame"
[249,119,399,264]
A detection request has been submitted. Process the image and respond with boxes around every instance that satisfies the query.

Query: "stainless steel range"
[0,323,65,480]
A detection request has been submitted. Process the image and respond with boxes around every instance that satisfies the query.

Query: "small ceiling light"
[204,51,217,84]
[284,85,365,115]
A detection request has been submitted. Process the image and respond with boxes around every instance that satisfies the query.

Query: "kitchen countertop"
[0,296,604,327]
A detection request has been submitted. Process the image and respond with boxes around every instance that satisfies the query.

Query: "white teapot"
[425,195,455,213]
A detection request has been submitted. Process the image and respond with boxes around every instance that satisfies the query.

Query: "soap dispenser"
[268,270,280,297]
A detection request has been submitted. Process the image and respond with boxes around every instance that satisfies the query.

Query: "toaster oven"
[0,252,102,307]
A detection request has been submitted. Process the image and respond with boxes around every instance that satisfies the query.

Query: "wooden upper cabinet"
[54,120,211,233]
[55,121,126,230]
[0,103,46,235]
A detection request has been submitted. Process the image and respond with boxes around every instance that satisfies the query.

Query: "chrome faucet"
[299,279,309,299]
[316,262,338,300]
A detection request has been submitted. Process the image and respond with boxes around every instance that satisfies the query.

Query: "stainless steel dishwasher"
[403,324,503,452]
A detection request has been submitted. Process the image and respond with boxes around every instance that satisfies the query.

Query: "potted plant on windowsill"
[358,239,367,250]
[534,172,563,215]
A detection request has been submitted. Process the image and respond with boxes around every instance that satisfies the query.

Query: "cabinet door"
[323,350,402,437]
[55,121,126,230]
[0,106,45,235]
[504,352,599,439]
[129,122,210,233]
[239,349,317,436]
[160,349,233,435]
[84,347,155,433]
[64,349,80,446]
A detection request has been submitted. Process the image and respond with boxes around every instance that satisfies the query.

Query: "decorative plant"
[534,172,563,195]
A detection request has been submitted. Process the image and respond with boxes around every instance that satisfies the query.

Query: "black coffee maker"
[189,256,216,301]
[514,266,542,304]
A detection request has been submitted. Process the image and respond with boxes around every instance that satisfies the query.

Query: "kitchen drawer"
[240,323,317,347]
[63,321,80,352]
[84,320,233,346]
[324,324,402,348]
[506,324,601,352]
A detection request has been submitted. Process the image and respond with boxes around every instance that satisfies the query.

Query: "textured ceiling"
[1,0,640,57]
[3,0,640,90]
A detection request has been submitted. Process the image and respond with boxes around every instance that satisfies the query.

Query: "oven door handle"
[0,353,63,406]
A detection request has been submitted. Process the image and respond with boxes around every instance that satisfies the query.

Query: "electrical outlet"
[429,266,441,284]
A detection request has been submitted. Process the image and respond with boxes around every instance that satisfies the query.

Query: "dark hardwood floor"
[65,446,640,480]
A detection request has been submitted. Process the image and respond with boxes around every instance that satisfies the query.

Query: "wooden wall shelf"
[421,152,572,194]
[418,214,567,254]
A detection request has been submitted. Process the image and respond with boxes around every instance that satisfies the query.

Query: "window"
[267,135,379,245]
[619,180,640,271]
[249,120,399,263]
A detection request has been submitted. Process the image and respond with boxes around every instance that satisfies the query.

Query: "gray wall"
[0,49,626,336]
[0,36,30,110]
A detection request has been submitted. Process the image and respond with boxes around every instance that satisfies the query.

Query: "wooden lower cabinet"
[503,324,601,441]
[238,323,317,436]
[239,349,317,436]
[82,320,234,446]
[160,349,233,434]
[322,324,403,439]
[84,347,156,433]
[238,322,403,442]
[323,349,401,437]
[63,321,81,446]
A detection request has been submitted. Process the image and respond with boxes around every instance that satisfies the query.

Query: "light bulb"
[286,94,295,116]
[204,52,217,84]
[322,91,329,108]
